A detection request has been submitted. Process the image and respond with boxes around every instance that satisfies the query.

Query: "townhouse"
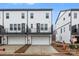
[55,9,79,43]
[0,9,53,45]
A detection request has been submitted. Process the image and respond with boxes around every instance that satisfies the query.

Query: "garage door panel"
[32,37,49,45]
[8,37,25,44]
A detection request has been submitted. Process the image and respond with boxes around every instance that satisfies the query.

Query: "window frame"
[21,13,25,19]
[45,24,48,30]
[30,13,34,19]
[14,24,17,30]
[31,24,33,28]
[63,18,65,20]
[10,24,13,31]
[6,13,9,19]
[41,24,43,30]
[74,13,77,19]
[61,28,62,33]
[69,13,71,16]
[18,24,20,31]
[46,13,49,19]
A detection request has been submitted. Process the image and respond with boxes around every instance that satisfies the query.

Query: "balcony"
[2,27,53,35]
[0,25,5,35]
[28,28,52,34]
[0,24,53,35]
[71,25,79,35]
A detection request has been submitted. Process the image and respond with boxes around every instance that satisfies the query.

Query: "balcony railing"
[0,27,53,35]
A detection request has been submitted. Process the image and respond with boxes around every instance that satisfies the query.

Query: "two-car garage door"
[8,36,25,44]
[32,37,50,45]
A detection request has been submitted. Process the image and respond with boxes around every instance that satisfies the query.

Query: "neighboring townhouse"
[55,9,79,43]
[0,9,53,45]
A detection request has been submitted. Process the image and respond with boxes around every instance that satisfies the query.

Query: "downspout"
[2,10,4,45]
[27,10,28,44]
[70,10,72,43]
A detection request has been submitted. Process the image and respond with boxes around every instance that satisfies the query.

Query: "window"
[63,18,65,20]
[45,24,48,30]
[18,24,20,30]
[74,13,77,19]
[31,24,33,28]
[69,25,71,31]
[30,13,34,19]
[69,13,71,16]
[10,24,13,30]
[41,24,43,30]
[60,36,62,40]
[61,28,62,33]
[21,13,25,19]
[64,27,65,32]
[72,25,77,34]
[14,24,17,30]
[6,13,9,19]
[46,13,49,19]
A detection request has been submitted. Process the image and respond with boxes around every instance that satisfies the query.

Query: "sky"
[0,3,79,29]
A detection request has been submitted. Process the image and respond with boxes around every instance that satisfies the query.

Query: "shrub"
[69,44,78,49]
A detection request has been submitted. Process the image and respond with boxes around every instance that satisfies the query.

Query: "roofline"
[0,9,53,11]
[55,8,79,24]
[61,9,79,12]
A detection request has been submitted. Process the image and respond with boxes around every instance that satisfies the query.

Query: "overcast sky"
[0,3,79,29]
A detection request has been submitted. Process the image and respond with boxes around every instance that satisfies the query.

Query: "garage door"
[8,36,25,44]
[32,37,49,45]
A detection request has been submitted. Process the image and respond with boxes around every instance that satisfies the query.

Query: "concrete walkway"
[25,45,58,56]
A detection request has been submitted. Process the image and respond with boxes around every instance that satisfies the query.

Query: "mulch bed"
[51,43,73,56]
[15,44,31,53]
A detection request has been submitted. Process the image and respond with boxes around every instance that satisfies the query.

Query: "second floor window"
[46,13,49,19]
[64,27,65,32]
[31,24,33,28]
[61,28,62,33]
[6,13,9,19]
[21,13,25,19]
[45,24,48,30]
[63,18,65,20]
[74,13,77,19]
[69,13,71,16]
[30,13,34,19]
[69,25,71,31]
[10,24,13,30]
[14,24,17,30]
[41,24,43,30]
[18,24,20,30]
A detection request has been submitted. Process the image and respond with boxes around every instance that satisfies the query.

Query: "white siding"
[56,11,71,43]
[0,11,3,25]
[56,11,71,29]
[4,11,27,33]
[72,11,79,26]
[28,11,52,33]
[0,9,52,45]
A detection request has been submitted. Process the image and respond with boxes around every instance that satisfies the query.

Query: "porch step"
[15,44,31,53]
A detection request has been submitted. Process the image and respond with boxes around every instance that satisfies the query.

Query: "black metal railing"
[0,24,53,35]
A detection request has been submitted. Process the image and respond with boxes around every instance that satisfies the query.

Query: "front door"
[36,23,40,33]
[0,37,2,44]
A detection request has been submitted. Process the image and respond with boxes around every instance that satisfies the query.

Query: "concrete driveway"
[0,45,58,56]
[25,45,58,56]
[0,45,23,54]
